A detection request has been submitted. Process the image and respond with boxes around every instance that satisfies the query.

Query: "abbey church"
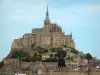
[11,6,75,49]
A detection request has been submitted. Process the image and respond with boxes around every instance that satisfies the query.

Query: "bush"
[58,57,66,67]
[22,67,30,71]
[36,47,48,54]
[43,58,57,62]
[10,50,25,60]
[71,50,78,54]
[50,54,53,58]
[57,50,66,57]
[51,48,57,52]
[22,56,31,62]
[86,53,93,61]
[29,54,42,62]
[66,56,73,60]
[0,61,4,69]
[63,45,66,47]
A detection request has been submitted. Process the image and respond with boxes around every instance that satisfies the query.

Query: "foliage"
[43,58,57,62]
[22,67,30,71]
[51,48,56,52]
[11,50,25,60]
[36,47,48,54]
[36,54,42,61]
[50,54,53,58]
[0,61,4,69]
[30,56,37,62]
[52,57,58,62]
[51,47,63,52]
[86,53,93,60]
[71,50,78,54]
[22,53,42,62]
[30,54,42,62]
[10,49,43,62]
[66,56,73,60]
[58,57,66,67]
[63,45,66,47]
[22,54,31,62]
[51,47,66,57]
[56,49,66,57]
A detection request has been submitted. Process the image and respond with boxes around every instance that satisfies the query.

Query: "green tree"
[63,45,66,47]
[36,55,42,61]
[86,53,93,75]
[0,61,4,69]
[51,48,56,52]
[50,54,53,58]
[30,56,37,62]
[58,56,66,67]
[67,56,73,60]
[37,47,48,54]
[11,51,25,60]
[57,50,66,57]
[86,53,92,61]
[23,56,31,62]
[71,50,78,54]
[30,54,42,62]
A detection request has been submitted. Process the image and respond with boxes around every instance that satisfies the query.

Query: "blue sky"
[0,0,100,61]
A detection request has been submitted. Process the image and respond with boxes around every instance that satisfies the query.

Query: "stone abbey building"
[11,6,75,49]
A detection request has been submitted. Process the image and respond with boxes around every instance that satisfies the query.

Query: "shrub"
[0,61,4,69]
[71,50,78,54]
[11,50,25,60]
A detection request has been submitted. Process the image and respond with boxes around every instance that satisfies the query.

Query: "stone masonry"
[11,6,75,50]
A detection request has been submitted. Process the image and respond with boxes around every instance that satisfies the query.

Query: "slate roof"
[32,28,43,32]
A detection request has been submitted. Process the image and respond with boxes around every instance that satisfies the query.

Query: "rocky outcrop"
[0,58,19,72]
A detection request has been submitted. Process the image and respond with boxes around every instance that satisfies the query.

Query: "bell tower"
[43,5,51,32]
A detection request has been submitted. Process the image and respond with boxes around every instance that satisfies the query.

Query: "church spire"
[45,5,50,22]
[46,5,49,16]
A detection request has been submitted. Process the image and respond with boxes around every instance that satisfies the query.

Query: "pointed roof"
[45,5,50,22]
[46,5,49,16]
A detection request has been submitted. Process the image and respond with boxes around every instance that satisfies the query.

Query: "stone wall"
[11,38,23,49]
[52,33,62,47]
[1,58,19,72]
[49,71,87,75]
[90,70,100,75]
[40,33,52,47]
[11,29,76,51]
[21,62,32,69]
[23,33,36,48]
[48,70,100,75]
[3,58,19,65]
